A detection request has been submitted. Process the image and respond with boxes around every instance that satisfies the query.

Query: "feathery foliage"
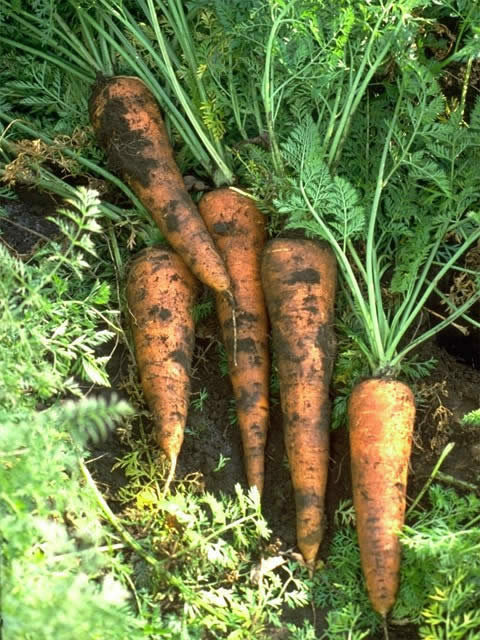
[1,0,480,636]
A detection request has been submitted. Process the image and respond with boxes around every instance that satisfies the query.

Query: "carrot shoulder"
[348,378,415,616]
[198,188,269,494]
[89,75,231,295]
[262,238,337,570]
[126,246,198,489]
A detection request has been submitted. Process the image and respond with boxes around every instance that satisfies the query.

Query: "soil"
[4,189,480,640]
[0,188,60,257]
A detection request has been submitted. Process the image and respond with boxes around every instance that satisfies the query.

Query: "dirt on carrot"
[126,246,198,489]
[198,187,269,494]
[89,75,231,296]
[261,237,337,570]
[348,377,416,617]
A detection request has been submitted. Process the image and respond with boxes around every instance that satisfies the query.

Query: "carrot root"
[348,377,415,616]
[162,455,178,497]
[89,75,231,295]
[126,246,198,490]
[198,188,269,493]
[262,237,337,568]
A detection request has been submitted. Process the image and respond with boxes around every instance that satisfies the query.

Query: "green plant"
[213,453,231,472]
[109,418,313,638]
[277,73,480,379]
[461,408,480,427]
[399,485,480,638]
[192,299,214,324]
[2,0,480,635]
[308,485,480,638]
[1,184,316,639]
[190,387,209,412]
[0,187,148,639]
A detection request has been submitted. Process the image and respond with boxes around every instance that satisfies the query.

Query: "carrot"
[198,188,269,494]
[126,246,198,491]
[89,75,231,296]
[348,378,415,617]
[261,238,337,570]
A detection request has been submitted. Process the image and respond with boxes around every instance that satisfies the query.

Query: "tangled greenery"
[1,1,480,638]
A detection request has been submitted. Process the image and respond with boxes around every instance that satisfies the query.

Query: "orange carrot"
[89,75,231,296]
[348,378,415,617]
[198,188,269,494]
[126,246,198,490]
[261,238,337,570]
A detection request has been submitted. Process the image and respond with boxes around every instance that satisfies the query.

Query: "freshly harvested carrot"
[89,75,231,296]
[348,378,415,617]
[261,238,337,570]
[198,188,269,494]
[126,246,197,491]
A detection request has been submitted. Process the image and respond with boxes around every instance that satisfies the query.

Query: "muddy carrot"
[348,378,415,617]
[261,237,337,570]
[198,188,269,494]
[126,246,197,491]
[89,75,231,296]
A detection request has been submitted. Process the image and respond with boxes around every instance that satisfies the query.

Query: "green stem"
[347,239,368,284]
[261,6,297,175]
[387,227,480,360]
[97,11,114,75]
[383,86,431,185]
[388,221,449,341]
[7,9,94,74]
[407,443,455,517]
[321,75,345,156]
[459,56,473,122]
[435,471,480,495]
[432,262,480,277]
[431,284,479,332]
[392,285,480,367]
[79,459,160,568]
[228,52,247,138]
[145,0,233,184]
[364,83,404,367]
[327,3,398,169]
[158,0,210,108]
[249,79,264,133]
[53,13,103,72]
[299,176,375,358]
[75,10,105,71]
[130,0,183,71]
[0,36,92,82]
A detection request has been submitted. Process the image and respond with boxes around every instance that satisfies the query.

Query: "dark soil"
[4,189,480,640]
[0,188,60,257]
[89,76,159,188]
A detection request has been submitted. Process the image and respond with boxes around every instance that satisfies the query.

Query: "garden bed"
[2,2,480,638]
[2,189,480,640]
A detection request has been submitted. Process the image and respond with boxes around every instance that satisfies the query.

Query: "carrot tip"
[382,616,389,640]
[162,455,178,497]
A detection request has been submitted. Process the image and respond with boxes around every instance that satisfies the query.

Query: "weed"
[213,453,231,473]
[190,387,209,412]
[461,408,480,428]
